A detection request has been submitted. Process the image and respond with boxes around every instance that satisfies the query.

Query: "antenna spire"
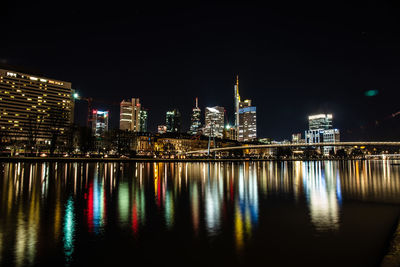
[195,97,198,108]
[236,75,240,101]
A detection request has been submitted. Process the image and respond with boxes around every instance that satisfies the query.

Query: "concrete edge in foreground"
[381,218,400,267]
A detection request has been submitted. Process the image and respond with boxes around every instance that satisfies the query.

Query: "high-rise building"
[139,109,148,132]
[308,114,332,130]
[120,100,133,130]
[238,106,257,142]
[120,98,141,132]
[204,106,224,138]
[92,110,109,137]
[305,113,340,155]
[189,97,201,135]
[234,75,240,138]
[166,109,181,133]
[234,76,256,141]
[0,68,74,142]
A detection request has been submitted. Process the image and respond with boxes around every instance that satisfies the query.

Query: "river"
[0,160,399,266]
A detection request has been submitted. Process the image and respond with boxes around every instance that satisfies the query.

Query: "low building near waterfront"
[154,133,209,155]
[131,132,155,155]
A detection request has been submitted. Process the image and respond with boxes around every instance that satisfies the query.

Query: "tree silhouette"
[48,107,69,156]
[24,111,43,156]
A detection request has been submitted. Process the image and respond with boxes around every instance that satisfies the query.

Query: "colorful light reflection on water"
[63,197,75,265]
[0,160,399,266]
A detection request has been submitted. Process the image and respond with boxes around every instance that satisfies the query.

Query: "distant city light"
[73,92,79,99]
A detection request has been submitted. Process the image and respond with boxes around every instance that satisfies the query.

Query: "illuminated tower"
[238,106,257,142]
[166,109,181,133]
[119,98,141,132]
[189,97,201,135]
[305,114,340,155]
[120,100,133,130]
[92,110,109,137]
[204,106,224,138]
[234,75,240,134]
[234,75,257,142]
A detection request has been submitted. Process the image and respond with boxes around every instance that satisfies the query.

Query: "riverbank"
[0,156,293,163]
[0,156,372,163]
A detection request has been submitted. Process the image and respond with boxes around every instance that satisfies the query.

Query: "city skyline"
[1,3,400,267]
[1,2,400,141]
[0,64,391,142]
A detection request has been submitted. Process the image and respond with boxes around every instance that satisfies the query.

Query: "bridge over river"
[185,141,400,155]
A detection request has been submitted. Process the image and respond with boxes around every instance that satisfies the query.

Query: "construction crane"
[73,92,93,127]
[73,92,121,128]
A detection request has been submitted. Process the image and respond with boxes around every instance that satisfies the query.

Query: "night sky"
[2,1,400,141]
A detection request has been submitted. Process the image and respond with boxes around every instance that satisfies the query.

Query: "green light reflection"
[63,196,75,265]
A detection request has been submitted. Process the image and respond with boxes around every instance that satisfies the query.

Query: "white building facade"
[204,106,224,138]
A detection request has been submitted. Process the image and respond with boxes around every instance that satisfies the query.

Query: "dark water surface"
[0,160,400,266]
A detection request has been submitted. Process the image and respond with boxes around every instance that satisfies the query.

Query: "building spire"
[236,75,240,101]
[195,97,198,108]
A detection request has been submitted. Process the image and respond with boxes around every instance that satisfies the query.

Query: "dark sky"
[2,1,400,140]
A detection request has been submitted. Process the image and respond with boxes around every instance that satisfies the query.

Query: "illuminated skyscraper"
[204,106,224,138]
[234,76,256,141]
[166,109,181,133]
[92,110,109,137]
[139,109,148,132]
[120,100,133,130]
[0,68,74,142]
[308,114,332,130]
[189,97,201,135]
[120,98,141,132]
[238,106,257,142]
[234,75,240,137]
[305,114,340,155]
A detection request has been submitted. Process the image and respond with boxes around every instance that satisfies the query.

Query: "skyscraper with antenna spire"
[189,97,201,135]
[233,75,242,140]
[234,75,257,142]
[234,75,240,132]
